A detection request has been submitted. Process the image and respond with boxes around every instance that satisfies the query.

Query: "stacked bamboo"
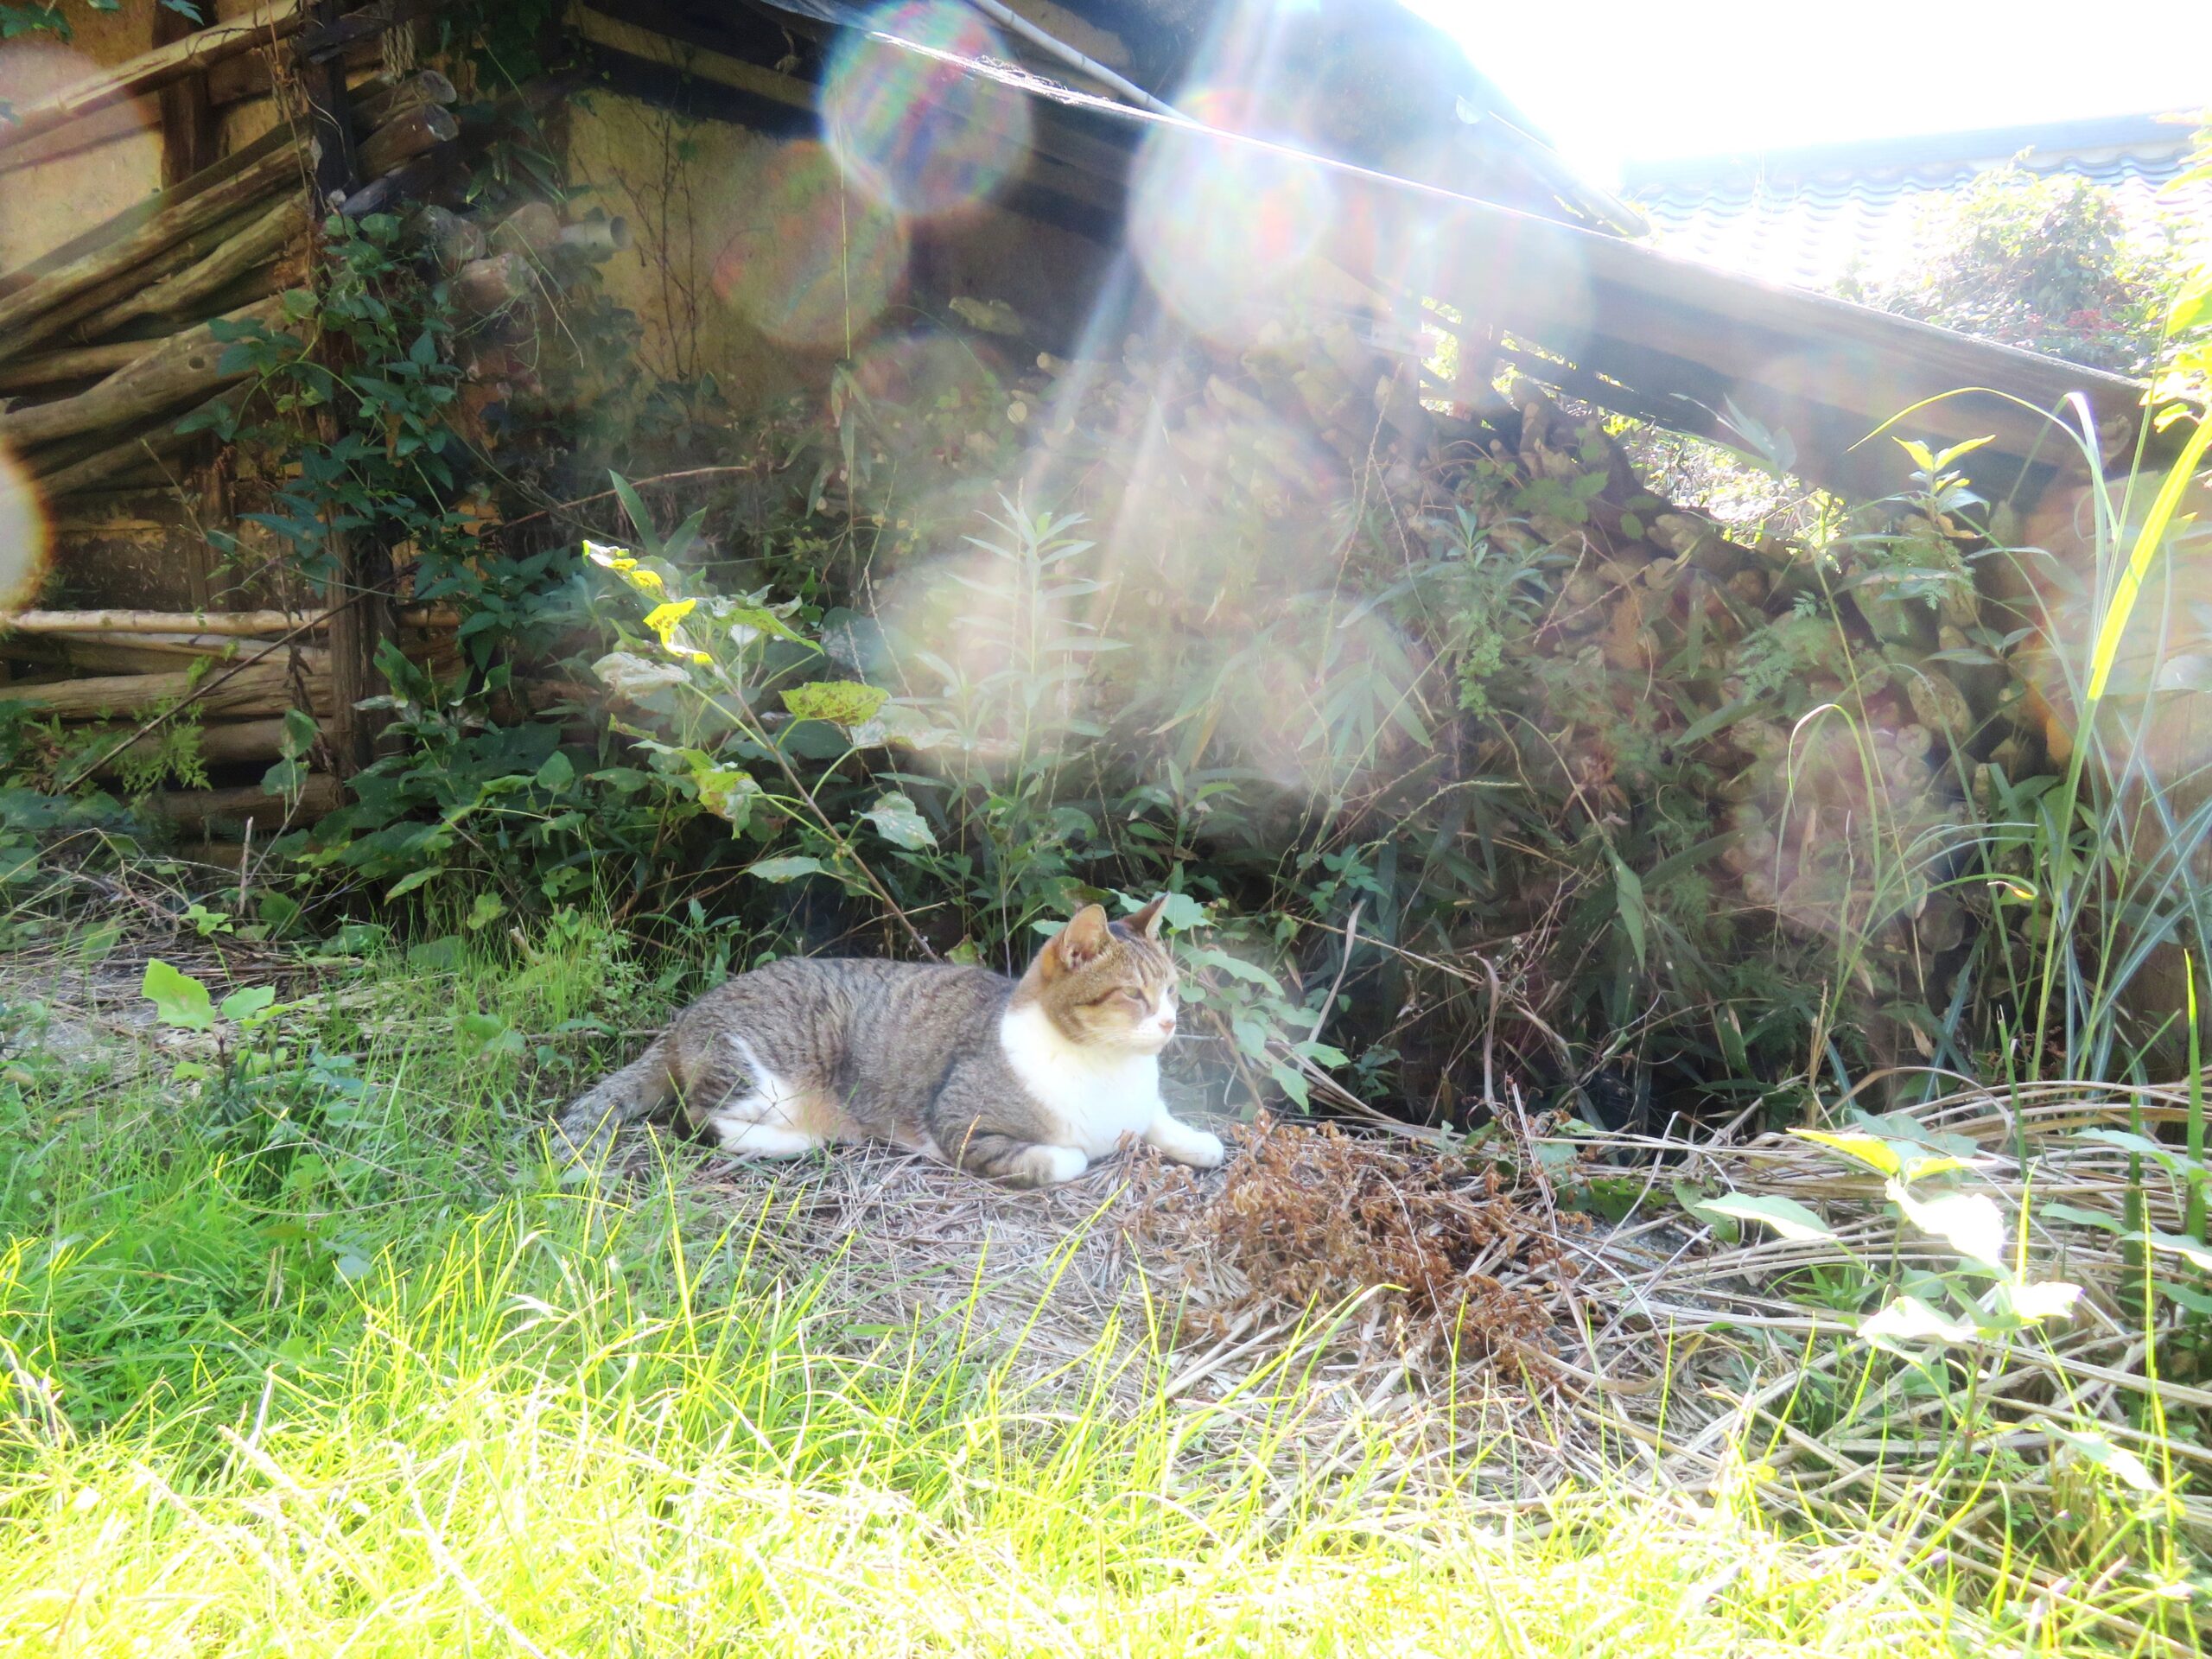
[0,4,464,836]
[0,72,461,499]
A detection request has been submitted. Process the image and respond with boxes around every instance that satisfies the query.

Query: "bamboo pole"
[0,340,159,393]
[0,143,303,361]
[1,659,327,720]
[0,297,286,451]
[26,637,333,677]
[554,218,631,262]
[73,197,309,337]
[0,2,308,157]
[86,715,331,774]
[28,390,241,499]
[3,607,448,636]
[138,772,341,832]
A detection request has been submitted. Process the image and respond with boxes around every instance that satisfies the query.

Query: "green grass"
[0,925,2182,1655]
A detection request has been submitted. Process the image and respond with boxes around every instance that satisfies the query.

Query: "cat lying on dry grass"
[556,898,1225,1187]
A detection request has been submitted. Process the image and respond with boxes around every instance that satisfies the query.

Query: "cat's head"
[1017,897,1179,1053]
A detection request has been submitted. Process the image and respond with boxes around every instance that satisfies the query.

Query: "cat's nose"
[1158,1012,1177,1035]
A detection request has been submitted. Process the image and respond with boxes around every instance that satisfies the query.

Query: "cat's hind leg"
[685,1036,832,1160]
[705,1116,821,1158]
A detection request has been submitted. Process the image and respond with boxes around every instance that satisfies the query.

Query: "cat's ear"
[1045,905,1113,978]
[1128,894,1168,938]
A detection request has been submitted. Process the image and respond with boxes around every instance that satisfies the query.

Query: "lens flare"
[822,2,1033,217]
[1129,95,1340,346]
[712,141,908,350]
[0,448,54,619]
[0,40,157,201]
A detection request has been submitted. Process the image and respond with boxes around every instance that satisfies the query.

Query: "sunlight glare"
[0,448,52,619]
[712,141,908,350]
[822,2,1033,218]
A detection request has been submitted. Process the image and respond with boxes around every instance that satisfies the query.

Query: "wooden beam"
[2,659,327,721]
[87,715,333,776]
[138,772,342,832]
[0,340,161,393]
[0,140,302,362]
[0,2,308,157]
[0,297,287,450]
[0,124,292,300]
[5,607,444,635]
[73,197,308,338]
[292,3,385,778]
[154,6,222,187]
[29,390,247,499]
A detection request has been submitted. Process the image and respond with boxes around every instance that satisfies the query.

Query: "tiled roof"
[1621,113,2210,289]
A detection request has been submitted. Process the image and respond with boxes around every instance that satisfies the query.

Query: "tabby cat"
[556,898,1225,1186]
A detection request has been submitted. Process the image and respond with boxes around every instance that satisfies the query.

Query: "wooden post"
[154,9,219,187]
[152,8,219,610]
[295,2,381,777]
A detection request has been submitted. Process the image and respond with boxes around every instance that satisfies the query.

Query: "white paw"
[1154,1121,1224,1170]
[1039,1144,1090,1183]
[1007,1144,1090,1187]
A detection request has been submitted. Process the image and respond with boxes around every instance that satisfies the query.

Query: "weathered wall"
[0,7,162,275]
[569,86,1114,415]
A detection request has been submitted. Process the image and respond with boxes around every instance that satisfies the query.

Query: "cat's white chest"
[998,1004,1162,1155]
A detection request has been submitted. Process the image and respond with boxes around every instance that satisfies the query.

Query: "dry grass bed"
[608,1087,2204,1653]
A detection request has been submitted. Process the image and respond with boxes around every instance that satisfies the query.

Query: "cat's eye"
[1122,989,1148,1008]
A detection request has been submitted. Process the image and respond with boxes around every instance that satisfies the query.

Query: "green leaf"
[1191,948,1283,993]
[1606,849,1647,969]
[259,755,308,797]
[781,682,889,726]
[2127,1229,2212,1274]
[862,791,936,850]
[141,959,213,1032]
[1889,1181,2007,1274]
[1860,1294,1976,1347]
[1790,1128,1901,1176]
[2165,267,2210,337]
[2037,1423,2157,1493]
[218,985,276,1023]
[1674,1181,1739,1242]
[534,751,575,791]
[1696,1192,1835,1243]
[609,472,655,548]
[1993,1279,2082,1323]
[385,867,446,900]
[747,855,828,883]
[2038,1201,2124,1235]
[1125,889,1207,933]
[465,893,507,931]
[2157,1280,2212,1315]
[727,603,810,646]
[456,1011,524,1058]
[591,650,690,701]
[691,764,760,829]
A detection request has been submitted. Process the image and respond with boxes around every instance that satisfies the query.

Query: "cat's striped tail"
[554,1034,677,1166]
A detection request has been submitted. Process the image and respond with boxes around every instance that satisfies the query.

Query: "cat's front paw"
[1148,1116,1225,1170]
[1003,1144,1090,1188]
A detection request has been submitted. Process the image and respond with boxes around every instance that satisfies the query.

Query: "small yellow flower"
[627,568,665,594]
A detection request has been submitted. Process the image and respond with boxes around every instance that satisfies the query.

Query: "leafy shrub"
[1839,162,2191,375]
